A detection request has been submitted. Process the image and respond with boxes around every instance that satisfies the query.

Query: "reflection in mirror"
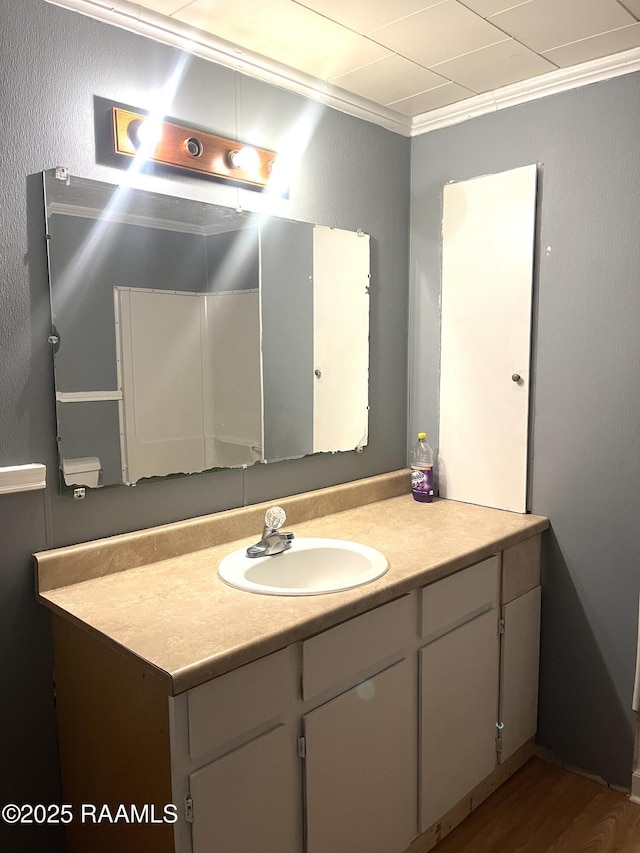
[42,169,370,490]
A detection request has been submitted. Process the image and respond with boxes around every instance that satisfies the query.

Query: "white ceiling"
[52,0,640,133]
[132,0,640,114]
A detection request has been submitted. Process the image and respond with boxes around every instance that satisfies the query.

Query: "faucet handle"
[264,506,286,532]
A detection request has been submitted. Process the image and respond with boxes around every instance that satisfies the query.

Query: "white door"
[303,659,417,853]
[313,226,370,453]
[115,288,206,484]
[438,164,537,512]
[419,610,500,831]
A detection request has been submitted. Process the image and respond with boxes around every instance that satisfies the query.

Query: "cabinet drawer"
[421,556,499,643]
[501,534,541,604]
[188,646,297,760]
[302,595,415,700]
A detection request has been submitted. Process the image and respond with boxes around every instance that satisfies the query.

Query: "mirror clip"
[54,166,70,184]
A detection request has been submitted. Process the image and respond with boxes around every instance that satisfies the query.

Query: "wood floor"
[433,758,640,852]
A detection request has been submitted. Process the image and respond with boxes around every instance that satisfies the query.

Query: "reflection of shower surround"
[115,287,262,484]
[44,169,370,488]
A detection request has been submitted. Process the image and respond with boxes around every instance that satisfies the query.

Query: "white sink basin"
[218,538,388,596]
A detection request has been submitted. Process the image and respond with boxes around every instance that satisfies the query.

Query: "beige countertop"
[35,471,548,696]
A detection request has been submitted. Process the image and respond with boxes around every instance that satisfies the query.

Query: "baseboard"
[630,770,640,804]
[535,745,631,795]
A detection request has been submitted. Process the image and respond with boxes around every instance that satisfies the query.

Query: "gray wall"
[261,218,314,461]
[206,227,260,293]
[410,72,640,788]
[0,1,409,849]
[49,215,208,391]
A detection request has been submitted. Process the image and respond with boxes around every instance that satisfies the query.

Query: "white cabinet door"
[420,610,500,831]
[303,659,417,853]
[438,164,537,512]
[189,725,300,853]
[499,586,541,762]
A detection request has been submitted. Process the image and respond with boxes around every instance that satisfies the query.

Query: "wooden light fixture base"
[111,107,277,190]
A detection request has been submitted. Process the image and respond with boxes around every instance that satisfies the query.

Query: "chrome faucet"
[246,506,295,558]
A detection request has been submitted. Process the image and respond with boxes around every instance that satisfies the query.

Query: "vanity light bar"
[111,107,277,190]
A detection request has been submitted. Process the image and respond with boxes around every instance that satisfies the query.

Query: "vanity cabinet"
[498,535,542,764]
[173,645,302,853]
[300,595,417,853]
[418,556,500,831]
[46,531,542,853]
[177,595,418,853]
[174,542,541,853]
[417,539,542,842]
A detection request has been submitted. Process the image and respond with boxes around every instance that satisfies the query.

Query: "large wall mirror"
[42,169,370,489]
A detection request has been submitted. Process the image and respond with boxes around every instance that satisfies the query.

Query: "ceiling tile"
[490,0,635,53]
[173,0,391,79]
[459,0,530,17]
[292,0,445,35]
[111,0,640,120]
[433,38,557,92]
[371,1,510,67]
[388,81,475,115]
[331,55,448,104]
[543,22,640,67]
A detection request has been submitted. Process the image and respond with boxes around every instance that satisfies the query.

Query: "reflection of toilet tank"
[62,457,102,488]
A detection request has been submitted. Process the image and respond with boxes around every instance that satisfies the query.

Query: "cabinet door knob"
[512,373,521,382]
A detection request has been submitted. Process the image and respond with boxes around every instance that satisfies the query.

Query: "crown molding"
[48,201,205,234]
[49,198,260,237]
[410,45,640,136]
[45,0,412,136]
[47,0,640,139]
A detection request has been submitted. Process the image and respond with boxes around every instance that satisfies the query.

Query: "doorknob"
[512,373,521,383]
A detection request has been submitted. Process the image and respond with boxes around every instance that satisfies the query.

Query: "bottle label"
[411,467,433,501]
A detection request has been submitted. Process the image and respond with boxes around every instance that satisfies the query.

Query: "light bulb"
[128,118,163,150]
[228,146,260,173]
